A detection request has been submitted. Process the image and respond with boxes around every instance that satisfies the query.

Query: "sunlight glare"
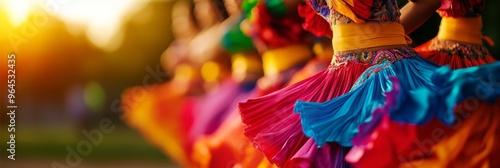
[3,0,34,27]
[54,0,148,52]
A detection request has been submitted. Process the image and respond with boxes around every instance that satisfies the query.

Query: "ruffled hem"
[402,100,500,168]
[347,72,500,168]
[122,83,191,166]
[415,38,497,69]
[289,139,353,168]
[297,0,333,38]
[188,79,252,145]
[294,56,439,147]
[239,63,371,166]
[192,58,325,167]
[345,77,418,168]
[191,111,273,168]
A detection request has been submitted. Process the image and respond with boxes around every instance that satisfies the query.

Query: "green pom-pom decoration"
[221,16,255,54]
[242,0,287,17]
[242,0,259,15]
[265,0,287,16]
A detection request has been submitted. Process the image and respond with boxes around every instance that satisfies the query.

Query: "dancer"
[191,0,320,166]
[238,0,421,166]
[414,0,496,69]
[241,0,500,167]
[294,0,500,166]
[295,0,497,147]
[123,0,234,166]
[189,5,271,167]
[122,1,202,166]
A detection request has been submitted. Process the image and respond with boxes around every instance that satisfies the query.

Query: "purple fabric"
[307,0,331,20]
[188,79,247,142]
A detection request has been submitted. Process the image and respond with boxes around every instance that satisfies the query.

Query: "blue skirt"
[294,55,500,147]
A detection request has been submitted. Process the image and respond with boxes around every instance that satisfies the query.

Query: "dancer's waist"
[437,16,483,45]
[332,22,409,52]
[331,46,417,67]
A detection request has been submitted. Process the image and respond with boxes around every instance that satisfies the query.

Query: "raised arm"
[399,0,441,34]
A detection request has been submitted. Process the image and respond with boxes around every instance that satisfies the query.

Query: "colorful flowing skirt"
[296,48,500,167]
[122,82,192,166]
[238,47,417,167]
[341,39,500,167]
[347,73,500,167]
[123,77,257,167]
[192,110,275,168]
[414,38,496,69]
[192,62,313,167]
[187,79,254,145]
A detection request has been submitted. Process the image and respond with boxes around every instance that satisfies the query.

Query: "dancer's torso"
[312,0,415,66]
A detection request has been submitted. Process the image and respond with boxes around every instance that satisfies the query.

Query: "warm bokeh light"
[53,0,149,52]
[201,61,221,82]
[1,0,150,52]
[2,0,34,27]
[84,81,106,112]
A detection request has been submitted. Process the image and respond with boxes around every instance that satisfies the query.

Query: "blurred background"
[0,0,499,167]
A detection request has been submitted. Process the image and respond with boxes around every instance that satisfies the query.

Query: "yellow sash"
[332,22,409,52]
[437,16,483,45]
[262,44,312,76]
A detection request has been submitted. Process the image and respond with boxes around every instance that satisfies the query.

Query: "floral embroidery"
[330,0,401,23]
[428,39,491,59]
[331,47,417,67]
[350,61,393,91]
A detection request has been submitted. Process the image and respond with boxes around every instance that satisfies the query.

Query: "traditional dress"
[241,0,500,167]
[295,0,500,147]
[192,1,316,168]
[414,0,496,69]
[189,14,272,167]
[124,2,234,166]
[122,64,199,167]
[238,0,408,167]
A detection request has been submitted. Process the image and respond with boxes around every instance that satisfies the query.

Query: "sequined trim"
[428,39,491,59]
[330,47,418,67]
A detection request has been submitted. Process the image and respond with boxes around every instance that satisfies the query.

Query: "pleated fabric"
[345,62,500,167]
[294,56,439,147]
[402,100,500,168]
[191,60,319,167]
[415,38,496,69]
[191,108,276,168]
[239,60,374,167]
[187,79,251,145]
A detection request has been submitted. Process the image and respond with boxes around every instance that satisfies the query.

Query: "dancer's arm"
[400,0,441,34]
